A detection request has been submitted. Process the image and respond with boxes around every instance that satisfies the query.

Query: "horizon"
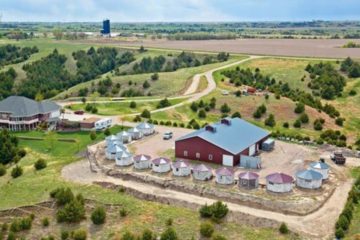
[1,0,360,22]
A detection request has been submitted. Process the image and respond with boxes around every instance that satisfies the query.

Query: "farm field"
[101,38,360,58]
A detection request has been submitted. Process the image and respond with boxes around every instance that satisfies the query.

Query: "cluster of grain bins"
[123,122,156,143]
[105,135,133,166]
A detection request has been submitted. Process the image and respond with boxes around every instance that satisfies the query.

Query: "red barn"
[175,118,270,166]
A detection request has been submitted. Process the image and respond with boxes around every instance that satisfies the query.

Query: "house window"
[196,153,200,159]
[208,154,213,161]
[184,151,188,157]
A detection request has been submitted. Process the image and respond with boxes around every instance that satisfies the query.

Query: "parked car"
[163,131,173,140]
[74,110,84,115]
[330,151,346,165]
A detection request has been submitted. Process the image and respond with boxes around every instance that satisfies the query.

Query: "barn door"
[222,155,234,166]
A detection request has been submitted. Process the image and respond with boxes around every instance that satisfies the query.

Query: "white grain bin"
[296,169,323,189]
[134,154,152,170]
[105,135,118,146]
[137,122,155,136]
[266,173,294,193]
[106,144,127,160]
[115,150,133,167]
[238,171,259,189]
[172,160,191,177]
[309,162,329,180]
[215,167,234,185]
[151,158,171,173]
[128,127,143,140]
[192,164,213,181]
[117,131,132,144]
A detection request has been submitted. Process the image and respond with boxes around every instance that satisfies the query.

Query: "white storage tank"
[172,160,191,177]
[134,154,152,170]
[215,167,234,185]
[266,173,294,193]
[151,158,171,173]
[192,164,213,181]
[137,122,155,136]
[309,161,329,180]
[296,169,323,189]
[115,150,133,167]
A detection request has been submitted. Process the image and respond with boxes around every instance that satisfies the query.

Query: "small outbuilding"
[261,138,275,151]
[296,170,323,189]
[309,161,329,180]
[238,171,259,189]
[128,127,143,140]
[106,144,127,160]
[192,164,213,181]
[172,160,191,177]
[106,135,118,147]
[117,131,132,144]
[151,157,171,173]
[137,122,155,136]
[266,173,294,193]
[215,167,234,185]
[134,154,152,170]
[115,150,133,167]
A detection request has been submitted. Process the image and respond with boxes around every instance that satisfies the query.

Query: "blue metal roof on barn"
[176,118,270,155]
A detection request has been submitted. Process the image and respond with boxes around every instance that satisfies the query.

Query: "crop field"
[108,38,360,58]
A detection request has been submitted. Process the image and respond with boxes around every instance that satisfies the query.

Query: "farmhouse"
[172,160,191,177]
[134,154,152,170]
[309,161,329,180]
[215,167,235,185]
[175,118,270,166]
[0,96,61,131]
[296,170,323,189]
[266,173,294,193]
[192,164,213,181]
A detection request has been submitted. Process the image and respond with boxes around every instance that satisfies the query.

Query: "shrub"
[231,112,241,118]
[200,222,214,237]
[279,223,289,234]
[10,217,32,232]
[0,164,6,177]
[160,227,178,240]
[61,230,69,240]
[190,102,198,112]
[18,149,26,158]
[157,98,171,109]
[11,165,23,178]
[56,200,85,223]
[91,206,106,225]
[293,119,302,128]
[211,201,229,222]
[121,231,135,240]
[91,107,98,114]
[199,204,213,218]
[151,73,159,81]
[294,102,305,114]
[141,229,154,240]
[7,232,16,240]
[166,218,173,226]
[220,103,231,114]
[141,109,151,118]
[349,89,357,96]
[314,119,323,131]
[253,109,262,119]
[211,234,227,240]
[119,208,128,217]
[133,115,141,122]
[198,109,207,118]
[72,229,87,240]
[299,113,309,124]
[283,122,289,128]
[336,117,345,126]
[264,114,276,127]
[89,131,97,141]
[129,101,137,108]
[104,128,111,136]
[143,80,150,89]
[335,228,344,239]
[52,187,74,206]
[34,158,47,170]
[42,217,49,227]
[336,214,350,231]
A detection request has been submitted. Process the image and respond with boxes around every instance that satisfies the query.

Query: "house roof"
[216,167,234,176]
[192,164,212,172]
[0,96,60,117]
[176,118,270,155]
[134,154,151,162]
[309,162,329,170]
[172,160,190,168]
[152,157,171,165]
[266,173,293,184]
[137,122,154,130]
[239,171,259,180]
[296,170,323,180]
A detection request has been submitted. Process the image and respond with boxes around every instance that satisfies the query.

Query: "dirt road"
[62,158,352,239]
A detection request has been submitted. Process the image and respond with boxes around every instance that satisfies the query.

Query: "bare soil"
[84,38,360,59]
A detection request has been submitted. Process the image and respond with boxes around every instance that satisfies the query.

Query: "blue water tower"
[101,19,111,35]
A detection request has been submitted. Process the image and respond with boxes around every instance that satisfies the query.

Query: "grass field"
[0,127,297,240]
[68,98,187,116]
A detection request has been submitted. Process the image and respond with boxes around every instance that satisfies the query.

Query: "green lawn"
[68,98,187,116]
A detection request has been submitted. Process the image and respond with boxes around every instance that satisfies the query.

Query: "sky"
[1,0,359,22]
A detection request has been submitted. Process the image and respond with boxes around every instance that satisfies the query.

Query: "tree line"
[0,44,38,67]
